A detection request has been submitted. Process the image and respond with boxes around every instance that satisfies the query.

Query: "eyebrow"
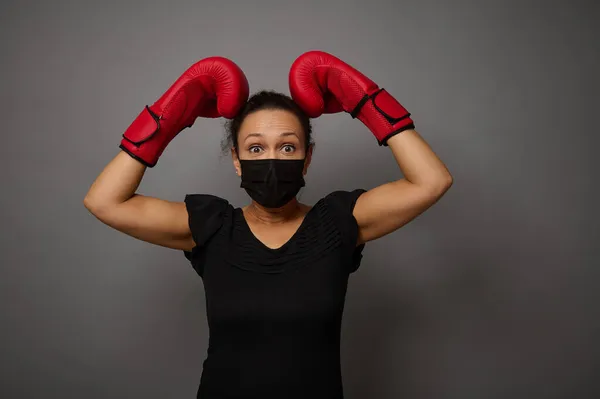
[244,132,299,142]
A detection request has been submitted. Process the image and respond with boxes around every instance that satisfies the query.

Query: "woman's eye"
[282,145,295,153]
[249,146,262,153]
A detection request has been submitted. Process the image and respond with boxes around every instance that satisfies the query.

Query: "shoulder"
[313,188,367,240]
[184,194,233,247]
[317,189,368,273]
[321,189,367,213]
[184,193,230,209]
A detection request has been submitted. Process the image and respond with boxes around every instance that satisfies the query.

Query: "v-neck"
[235,205,317,252]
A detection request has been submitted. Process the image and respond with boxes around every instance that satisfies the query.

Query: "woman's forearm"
[83,150,146,211]
[386,129,453,192]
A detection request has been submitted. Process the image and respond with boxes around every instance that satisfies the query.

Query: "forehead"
[239,109,303,136]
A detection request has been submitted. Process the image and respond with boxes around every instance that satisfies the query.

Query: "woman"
[84,51,452,398]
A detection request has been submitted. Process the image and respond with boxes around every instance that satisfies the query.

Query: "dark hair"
[222,90,313,154]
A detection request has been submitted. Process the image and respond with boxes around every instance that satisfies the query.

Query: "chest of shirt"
[201,249,350,326]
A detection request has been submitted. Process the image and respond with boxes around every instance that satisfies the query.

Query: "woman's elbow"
[426,171,453,198]
[439,172,453,195]
[442,171,454,190]
[83,194,112,219]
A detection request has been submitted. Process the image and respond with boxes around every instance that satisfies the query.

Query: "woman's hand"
[289,50,452,245]
[120,56,249,167]
[85,57,249,251]
[289,50,414,146]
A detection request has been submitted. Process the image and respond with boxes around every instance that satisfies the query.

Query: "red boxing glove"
[120,56,249,167]
[289,50,414,146]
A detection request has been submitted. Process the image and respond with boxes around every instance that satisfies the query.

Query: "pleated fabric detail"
[217,198,341,274]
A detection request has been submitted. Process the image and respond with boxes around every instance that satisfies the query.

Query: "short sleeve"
[182,194,229,271]
[323,189,367,274]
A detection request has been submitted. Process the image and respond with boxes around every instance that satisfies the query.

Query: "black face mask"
[239,159,306,208]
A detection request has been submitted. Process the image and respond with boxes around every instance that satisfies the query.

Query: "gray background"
[1,0,598,398]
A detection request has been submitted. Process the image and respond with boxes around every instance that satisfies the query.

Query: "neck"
[245,199,303,225]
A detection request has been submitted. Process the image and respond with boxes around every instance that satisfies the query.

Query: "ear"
[231,147,241,176]
[303,144,314,175]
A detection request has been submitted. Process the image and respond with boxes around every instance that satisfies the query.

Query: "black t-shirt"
[183,189,366,399]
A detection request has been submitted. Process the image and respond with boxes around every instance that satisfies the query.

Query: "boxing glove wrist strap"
[119,105,182,168]
[350,88,415,146]
[121,105,161,146]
